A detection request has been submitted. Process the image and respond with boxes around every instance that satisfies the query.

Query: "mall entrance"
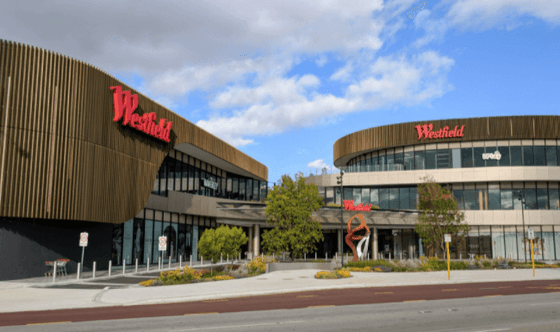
[378,228,420,260]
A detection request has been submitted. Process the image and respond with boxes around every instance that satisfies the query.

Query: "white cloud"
[315,55,328,67]
[330,61,354,82]
[307,159,330,169]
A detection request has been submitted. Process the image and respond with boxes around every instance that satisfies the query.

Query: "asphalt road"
[4,292,560,332]
[2,279,560,328]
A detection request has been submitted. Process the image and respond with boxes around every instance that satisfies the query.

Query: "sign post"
[79,232,88,278]
[158,236,167,270]
[444,234,451,280]
[528,228,535,276]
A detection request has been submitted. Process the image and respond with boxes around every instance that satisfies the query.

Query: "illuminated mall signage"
[343,200,372,211]
[202,179,219,190]
[111,86,172,143]
[482,151,502,160]
[414,123,465,140]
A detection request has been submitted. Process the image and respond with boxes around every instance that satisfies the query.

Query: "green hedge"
[344,260,394,268]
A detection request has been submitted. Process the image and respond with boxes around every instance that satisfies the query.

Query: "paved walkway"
[1,264,559,313]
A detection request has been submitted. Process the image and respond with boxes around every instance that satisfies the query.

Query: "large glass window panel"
[167,160,174,192]
[467,226,479,256]
[192,225,198,260]
[452,149,461,168]
[152,221,162,264]
[178,223,187,261]
[546,146,558,166]
[344,188,353,201]
[200,170,206,197]
[414,151,426,170]
[533,146,545,166]
[353,188,362,205]
[389,188,399,209]
[510,146,523,166]
[379,154,386,172]
[532,226,543,261]
[188,165,194,193]
[362,188,370,204]
[360,159,366,172]
[175,160,181,191]
[549,187,559,210]
[491,226,505,259]
[132,219,144,263]
[159,163,167,196]
[461,148,473,168]
[370,188,379,207]
[260,181,267,201]
[232,178,239,200]
[501,189,513,210]
[386,153,394,171]
[517,226,529,262]
[111,224,123,266]
[194,168,199,195]
[181,163,188,192]
[122,219,134,265]
[436,149,451,169]
[426,150,436,169]
[473,147,485,167]
[478,189,488,210]
[246,179,253,201]
[400,188,410,209]
[454,190,464,210]
[371,156,379,172]
[239,179,245,200]
[503,226,517,260]
[464,190,479,210]
[489,189,500,210]
[365,156,372,172]
[485,147,498,167]
[379,188,389,209]
[410,187,418,209]
[404,152,414,170]
[394,153,404,169]
[164,223,178,262]
[254,180,259,201]
[523,146,534,166]
[542,226,555,260]
[525,189,537,210]
[513,189,523,210]
[143,220,153,264]
[537,188,548,209]
[555,226,560,261]
[479,226,492,258]
[498,146,510,166]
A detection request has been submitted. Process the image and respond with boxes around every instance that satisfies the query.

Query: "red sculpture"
[345,214,370,262]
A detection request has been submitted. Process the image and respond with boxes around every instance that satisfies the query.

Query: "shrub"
[139,279,159,287]
[344,260,393,269]
[393,267,408,272]
[315,271,336,279]
[482,261,492,268]
[373,267,383,272]
[213,275,235,281]
[347,267,371,272]
[336,270,352,278]
[246,256,276,275]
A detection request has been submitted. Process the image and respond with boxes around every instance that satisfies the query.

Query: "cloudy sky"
[2,0,559,184]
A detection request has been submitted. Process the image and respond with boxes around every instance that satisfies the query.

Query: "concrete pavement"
[1,263,559,313]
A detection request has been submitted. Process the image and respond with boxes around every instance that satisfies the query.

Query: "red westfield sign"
[343,200,372,211]
[414,123,464,140]
[111,86,172,143]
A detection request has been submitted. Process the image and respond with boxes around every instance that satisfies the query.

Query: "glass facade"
[346,141,560,173]
[152,151,267,202]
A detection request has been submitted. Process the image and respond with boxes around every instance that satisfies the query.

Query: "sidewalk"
[1,266,559,313]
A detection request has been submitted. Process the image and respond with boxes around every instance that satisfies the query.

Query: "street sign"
[444,234,451,243]
[528,228,534,240]
[79,232,88,247]
[158,236,167,251]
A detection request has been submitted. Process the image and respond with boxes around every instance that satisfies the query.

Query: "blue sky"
[2,0,559,184]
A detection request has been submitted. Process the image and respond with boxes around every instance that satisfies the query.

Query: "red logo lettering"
[415,123,464,140]
[111,86,172,143]
[343,200,372,211]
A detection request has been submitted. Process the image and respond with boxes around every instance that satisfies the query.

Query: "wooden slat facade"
[334,116,560,166]
[0,40,268,224]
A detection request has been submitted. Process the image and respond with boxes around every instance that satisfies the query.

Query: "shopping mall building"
[2,40,559,280]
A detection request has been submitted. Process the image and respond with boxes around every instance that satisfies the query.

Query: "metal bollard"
[261,253,263,261]
[135,259,138,273]
[147,259,150,271]
[77,263,81,280]
[460,253,462,260]
[169,257,171,270]
[221,253,223,264]
[179,256,182,268]
[108,261,112,276]
[52,261,58,283]
[93,261,96,279]
[484,254,486,259]
[346,252,348,261]
[123,259,126,275]
[273,253,275,261]
[315,252,317,260]
[239,252,241,262]
[326,253,328,260]
[400,252,403,261]
[201,256,203,265]
[227,253,229,263]
[190,255,192,267]
[158,257,161,270]
[304,253,306,261]
[389,253,392,261]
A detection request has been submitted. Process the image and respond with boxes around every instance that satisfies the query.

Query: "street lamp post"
[518,193,527,263]
[337,170,345,267]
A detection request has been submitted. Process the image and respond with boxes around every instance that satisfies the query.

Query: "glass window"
[143,219,153,264]
[386,153,394,171]
[453,190,464,210]
[371,155,379,172]
[537,188,548,209]
[436,149,451,169]
[464,190,479,210]
[181,163,187,192]
[498,146,510,166]
[400,188,410,209]
[523,146,534,166]
[504,226,517,260]
[485,146,498,167]
[517,225,529,262]
[426,150,436,169]
[260,181,267,202]
[152,172,159,195]
[232,178,239,200]
[200,170,206,196]
[534,146,545,166]
[394,153,404,170]
[239,178,245,200]
[404,151,414,170]
[353,188,362,204]
[365,156,372,172]
[452,149,461,168]
[491,225,505,259]
[510,146,523,166]
[555,226,560,261]
[362,188,370,204]
[167,160,174,192]
[379,188,389,209]
[513,189,523,209]
[473,147,485,167]
[410,187,418,209]
[546,146,558,166]
[254,180,259,201]
[489,189,500,210]
[360,159,366,172]
[344,188,353,201]
[501,189,513,210]
[159,163,167,196]
[132,219,144,263]
[246,179,253,201]
[549,187,559,210]
[188,165,194,193]
[152,221,162,264]
[524,189,537,210]
[175,160,182,191]
[111,224,123,266]
[370,188,379,207]
[542,226,554,260]
[414,151,425,170]
[389,188,399,209]
[379,153,386,172]
[461,148,473,168]
[194,167,200,195]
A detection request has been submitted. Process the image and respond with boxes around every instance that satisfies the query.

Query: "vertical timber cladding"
[333,116,560,166]
[0,40,268,224]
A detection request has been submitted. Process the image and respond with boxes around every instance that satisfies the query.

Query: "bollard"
[239,252,241,262]
[273,253,275,261]
[169,257,171,270]
[484,254,486,259]
[335,252,337,260]
[326,253,328,260]
[400,252,403,261]
[346,252,348,261]
[389,253,392,261]
[77,263,81,280]
[227,253,229,263]
[135,259,138,273]
[93,261,96,279]
[315,252,317,260]
[158,257,161,270]
[190,255,192,267]
[460,253,462,260]
[108,261,112,276]
[201,256,203,265]
[52,261,58,283]
[368,253,370,260]
[179,256,182,269]
[221,253,223,264]
[123,259,126,275]
[261,253,263,261]
[147,259,150,272]
[304,253,306,261]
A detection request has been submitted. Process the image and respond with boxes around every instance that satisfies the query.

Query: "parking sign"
[444,234,451,243]
[158,236,167,251]
[528,228,534,240]
[79,232,88,247]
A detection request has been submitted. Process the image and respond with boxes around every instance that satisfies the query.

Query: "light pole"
[518,193,527,263]
[337,170,345,267]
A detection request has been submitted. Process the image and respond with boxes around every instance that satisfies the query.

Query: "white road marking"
[171,320,304,331]
[530,302,560,306]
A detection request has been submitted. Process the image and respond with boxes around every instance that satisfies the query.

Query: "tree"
[261,174,324,261]
[414,176,469,257]
[198,225,248,264]
[321,167,328,175]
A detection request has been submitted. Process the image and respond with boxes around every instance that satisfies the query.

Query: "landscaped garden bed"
[314,270,352,279]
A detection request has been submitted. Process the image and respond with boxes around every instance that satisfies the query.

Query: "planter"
[268,262,335,272]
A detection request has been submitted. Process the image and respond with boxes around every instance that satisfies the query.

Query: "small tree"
[198,225,248,265]
[261,174,324,261]
[414,176,469,257]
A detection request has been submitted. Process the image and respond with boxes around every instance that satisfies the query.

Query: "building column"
[372,227,378,260]
[253,224,260,257]
[248,226,253,258]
